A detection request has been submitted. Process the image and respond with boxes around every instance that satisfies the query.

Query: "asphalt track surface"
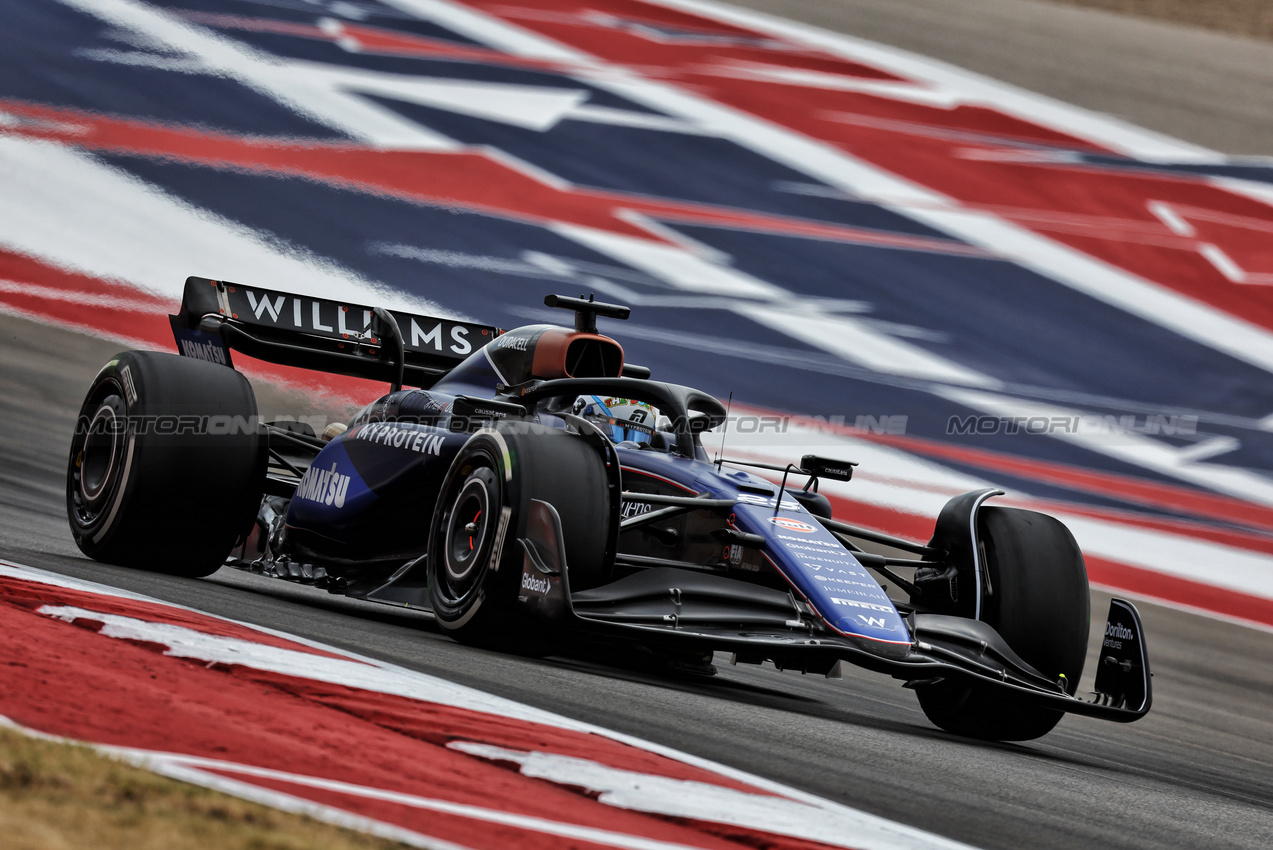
[6,313,1273,850]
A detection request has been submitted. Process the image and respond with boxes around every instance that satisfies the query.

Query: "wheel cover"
[70,390,129,528]
[436,465,499,610]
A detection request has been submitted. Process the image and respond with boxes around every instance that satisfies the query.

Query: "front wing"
[516,499,1152,724]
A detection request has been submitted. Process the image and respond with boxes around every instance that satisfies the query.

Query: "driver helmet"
[573,396,659,444]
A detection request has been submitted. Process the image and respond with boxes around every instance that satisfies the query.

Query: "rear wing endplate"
[169,277,502,389]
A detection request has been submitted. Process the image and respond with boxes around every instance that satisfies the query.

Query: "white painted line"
[285,61,590,132]
[378,0,596,63]
[700,61,963,108]
[1199,243,1247,283]
[1147,201,1196,237]
[1214,177,1273,211]
[452,741,950,850]
[1172,435,1240,463]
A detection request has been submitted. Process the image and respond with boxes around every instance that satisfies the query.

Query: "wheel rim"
[71,390,129,526]
[80,402,121,502]
[438,464,499,607]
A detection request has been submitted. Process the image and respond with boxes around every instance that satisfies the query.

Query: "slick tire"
[67,351,266,578]
[427,424,610,647]
[916,507,1089,742]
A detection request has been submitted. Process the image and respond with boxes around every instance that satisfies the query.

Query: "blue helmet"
[574,396,659,444]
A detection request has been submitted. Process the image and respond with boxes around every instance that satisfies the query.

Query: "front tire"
[427,425,611,646]
[916,507,1089,741]
[66,351,265,577]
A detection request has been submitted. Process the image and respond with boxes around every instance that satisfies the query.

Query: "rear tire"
[427,425,611,646]
[66,351,265,578]
[916,507,1089,741]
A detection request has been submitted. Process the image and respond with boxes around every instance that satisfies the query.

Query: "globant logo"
[521,572,550,595]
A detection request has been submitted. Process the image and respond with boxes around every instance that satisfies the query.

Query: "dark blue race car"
[67,277,1152,741]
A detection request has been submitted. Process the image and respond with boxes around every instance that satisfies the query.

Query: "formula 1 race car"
[66,277,1152,741]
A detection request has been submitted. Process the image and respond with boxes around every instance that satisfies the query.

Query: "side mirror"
[800,454,856,482]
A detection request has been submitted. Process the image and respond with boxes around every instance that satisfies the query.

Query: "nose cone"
[731,502,912,654]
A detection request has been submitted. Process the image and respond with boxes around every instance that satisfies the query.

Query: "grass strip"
[0,725,416,850]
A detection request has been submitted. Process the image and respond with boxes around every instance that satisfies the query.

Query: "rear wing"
[169,277,502,389]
